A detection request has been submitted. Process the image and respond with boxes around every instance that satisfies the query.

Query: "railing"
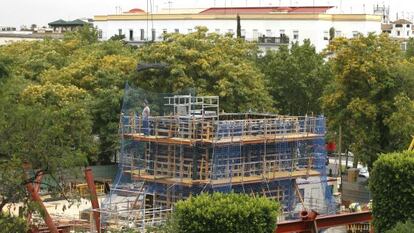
[258,36,289,44]
[120,114,324,142]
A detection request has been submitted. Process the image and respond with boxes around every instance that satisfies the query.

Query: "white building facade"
[94,7,382,52]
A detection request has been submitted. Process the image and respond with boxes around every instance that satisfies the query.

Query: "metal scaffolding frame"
[96,84,336,231]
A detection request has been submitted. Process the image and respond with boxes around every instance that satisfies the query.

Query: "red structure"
[276,210,373,233]
[26,171,59,233]
[85,167,101,233]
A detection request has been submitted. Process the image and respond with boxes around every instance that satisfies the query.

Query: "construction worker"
[349,202,362,212]
[142,100,150,135]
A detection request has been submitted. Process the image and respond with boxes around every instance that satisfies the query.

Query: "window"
[129,29,133,41]
[151,29,156,41]
[335,31,342,37]
[118,29,122,36]
[174,28,179,33]
[408,31,410,36]
[266,29,272,37]
[140,29,145,40]
[323,31,329,40]
[98,29,103,39]
[188,28,193,33]
[397,30,401,36]
[293,30,299,40]
[407,24,411,28]
[162,29,167,34]
[279,29,285,36]
[253,29,259,40]
[395,24,403,28]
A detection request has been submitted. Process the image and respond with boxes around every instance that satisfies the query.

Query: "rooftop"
[48,19,89,26]
[393,19,412,25]
[199,6,334,14]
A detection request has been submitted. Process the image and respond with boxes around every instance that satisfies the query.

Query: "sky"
[0,0,413,28]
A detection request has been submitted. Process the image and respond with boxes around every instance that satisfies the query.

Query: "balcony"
[257,35,289,45]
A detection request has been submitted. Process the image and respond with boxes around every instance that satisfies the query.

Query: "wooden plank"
[127,169,320,187]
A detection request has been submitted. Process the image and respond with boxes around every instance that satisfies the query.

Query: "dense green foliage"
[166,193,280,233]
[0,213,27,233]
[322,34,414,169]
[369,151,414,232]
[406,38,414,58]
[0,28,137,212]
[259,40,331,115]
[385,221,414,233]
[0,27,288,213]
[134,26,273,112]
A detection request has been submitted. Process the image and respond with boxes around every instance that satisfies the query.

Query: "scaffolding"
[97,84,336,231]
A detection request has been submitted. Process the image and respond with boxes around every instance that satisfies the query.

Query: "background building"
[48,19,91,33]
[94,6,382,52]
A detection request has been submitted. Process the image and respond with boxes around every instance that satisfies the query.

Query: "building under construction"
[98,85,335,231]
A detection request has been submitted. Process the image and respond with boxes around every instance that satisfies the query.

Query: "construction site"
[93,84,337,231]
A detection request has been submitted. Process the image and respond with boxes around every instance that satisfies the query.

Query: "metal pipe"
[26,172,59,233]
[85,167,101,233]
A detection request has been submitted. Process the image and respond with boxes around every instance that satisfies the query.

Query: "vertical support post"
[26,173,59,233]
[85,167,101,233]
[337,125,342,178]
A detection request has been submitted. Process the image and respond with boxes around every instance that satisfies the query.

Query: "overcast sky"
[0,0,413,28]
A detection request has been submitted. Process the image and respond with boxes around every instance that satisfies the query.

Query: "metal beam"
[26,171,59,233]
[276,211,372,233]
[85,167,101,233]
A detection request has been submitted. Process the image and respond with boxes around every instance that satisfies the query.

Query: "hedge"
[167,192,280,233]
[385,221,414,233]
[369,151,414,232]
[0,213,27,233]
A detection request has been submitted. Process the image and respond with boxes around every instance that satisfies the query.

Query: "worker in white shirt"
[142,99,150,135]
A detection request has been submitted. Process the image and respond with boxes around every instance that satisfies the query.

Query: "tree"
[236,14,241,38]
[321,34,414,169]
[0,213,28,233]
[110,34,126,41]
[369,151,414,232]
[0,58,9,81]
[258,39,332,115]
[166,193,280,233]
[134,26,273,112]
[0,31,137,164]
[329,27,335,41]
[385,221,414,233]
[0,77,94,212]
[405,38,414,58]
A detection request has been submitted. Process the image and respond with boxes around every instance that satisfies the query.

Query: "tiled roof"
[199,6,334,14]
[381,24,392,30]
[393,19,412,24]
[48,19,88,26]
[127,8,145,14]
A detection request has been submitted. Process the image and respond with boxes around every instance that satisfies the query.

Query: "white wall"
[95,17,381,52]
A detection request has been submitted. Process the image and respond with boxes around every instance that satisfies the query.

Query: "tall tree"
[405,37,414,58]
[322,34,414,169]
[0,28,137,164]
[0,77,93,212]
[236,14,242,39]
[134,26,273,112]
[258,39,332,115]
